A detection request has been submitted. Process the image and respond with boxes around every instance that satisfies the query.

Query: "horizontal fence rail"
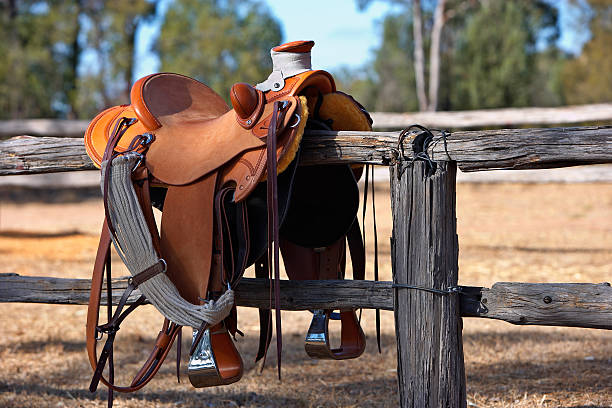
[1,274,611,330]
[1,125,612,175]
[371,103,612,129]
[2,103,611,137]
[0,119,89,138]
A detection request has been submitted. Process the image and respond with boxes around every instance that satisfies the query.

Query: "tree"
[561,0,612,104]
[451,1,559,110]
[357,0,560,112]
[371,12,418,112]
[0,1,79,119]
[77,0,156,119]
[358,0,475,111]
[158,0,282,101]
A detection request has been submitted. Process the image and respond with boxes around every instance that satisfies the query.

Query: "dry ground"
[0,181,611,407]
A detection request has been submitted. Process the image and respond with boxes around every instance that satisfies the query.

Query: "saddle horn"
[230,83,264,129]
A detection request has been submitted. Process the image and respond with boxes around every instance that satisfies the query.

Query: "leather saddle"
[84,40,373,398]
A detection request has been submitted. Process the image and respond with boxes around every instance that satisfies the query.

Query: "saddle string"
[254,257,273,365]
[105,246,114,408]
[266,101,287,379]
[369,164,381,353]
[101,117,136,242]
[360,165,369,325]
[360,163,381,352]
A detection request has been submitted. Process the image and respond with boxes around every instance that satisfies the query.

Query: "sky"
[133,0,587,81]
[134,0,397,79]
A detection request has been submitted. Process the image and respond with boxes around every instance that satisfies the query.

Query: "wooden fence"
[2,102,612,138]
[1,124,612,407]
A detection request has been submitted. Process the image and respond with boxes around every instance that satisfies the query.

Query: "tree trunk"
[7,0,20,119]
[68,0,83,119]
[124,20,137,101]
[428,0,446,111]
[412,0,428,111]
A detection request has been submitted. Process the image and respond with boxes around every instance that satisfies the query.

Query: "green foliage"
[337,12,418,113]
[77,0,155,119]
[451,1,534,109]
[0,1,78,118]
[0,0,155,119]
[449,1,562,110]
[371,12,418,112]
[158,0,282,101]
[561,1,612,104]
[354,0,563,111]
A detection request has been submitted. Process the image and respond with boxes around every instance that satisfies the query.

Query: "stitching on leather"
[238,158,255,174]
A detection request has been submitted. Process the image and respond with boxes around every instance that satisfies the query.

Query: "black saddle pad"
[280,163,359,248]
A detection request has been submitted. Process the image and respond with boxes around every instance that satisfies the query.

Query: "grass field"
[0,181,611,407]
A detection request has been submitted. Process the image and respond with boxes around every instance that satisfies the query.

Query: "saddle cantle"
[84,40,373,403]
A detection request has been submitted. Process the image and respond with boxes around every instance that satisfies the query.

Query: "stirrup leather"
[305,309,366,360]
[188,323,243,387]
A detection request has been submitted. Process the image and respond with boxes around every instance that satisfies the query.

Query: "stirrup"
[188,323,243,387]
[305,309,366,360]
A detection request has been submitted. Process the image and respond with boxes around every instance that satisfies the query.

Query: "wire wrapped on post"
[396,124,451,179]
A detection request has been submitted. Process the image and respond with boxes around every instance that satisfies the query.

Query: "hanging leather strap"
[254,257,272,363]
[86,219,181,394]
[86,165,182,395]
[266,101,287,379]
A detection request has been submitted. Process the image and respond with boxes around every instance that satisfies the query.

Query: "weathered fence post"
[390,160,466,407]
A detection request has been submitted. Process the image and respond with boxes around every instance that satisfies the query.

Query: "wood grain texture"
[389,161,466,408]
[461,282,612,330]
[0,274,393,310]
[0,136,95,175]
[2,274,610,330]
[2,125,611,175]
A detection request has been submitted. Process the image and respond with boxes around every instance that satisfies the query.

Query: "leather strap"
[362,164,381,352]
[86,220,181,394]
[87,167,181,396]
[254,257,272,363]
[280,217,366,361]
[266,101,286,378]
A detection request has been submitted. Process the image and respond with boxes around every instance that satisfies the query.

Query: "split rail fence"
[1,124,612,407]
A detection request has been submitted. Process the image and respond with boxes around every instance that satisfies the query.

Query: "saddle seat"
[133,73,303,194]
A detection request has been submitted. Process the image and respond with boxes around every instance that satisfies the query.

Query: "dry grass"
[0,182,611,407]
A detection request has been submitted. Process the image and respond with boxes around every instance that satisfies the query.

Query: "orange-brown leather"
[155,98,302,306]
[265,70,335,103]
[280,223,366,360]
[231,82,264,128]
[336,311,366,358]
[86,72,304,308]
[132,73,228,130]
[86,220,180,393]
[137,73,264,187]
[84,105,149,167]
[160,173,218,304]
[210,325,243,379]
[273,40,314,53]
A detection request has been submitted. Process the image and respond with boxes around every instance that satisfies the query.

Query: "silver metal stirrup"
[188,328,220,387]
[304,309,366,360]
